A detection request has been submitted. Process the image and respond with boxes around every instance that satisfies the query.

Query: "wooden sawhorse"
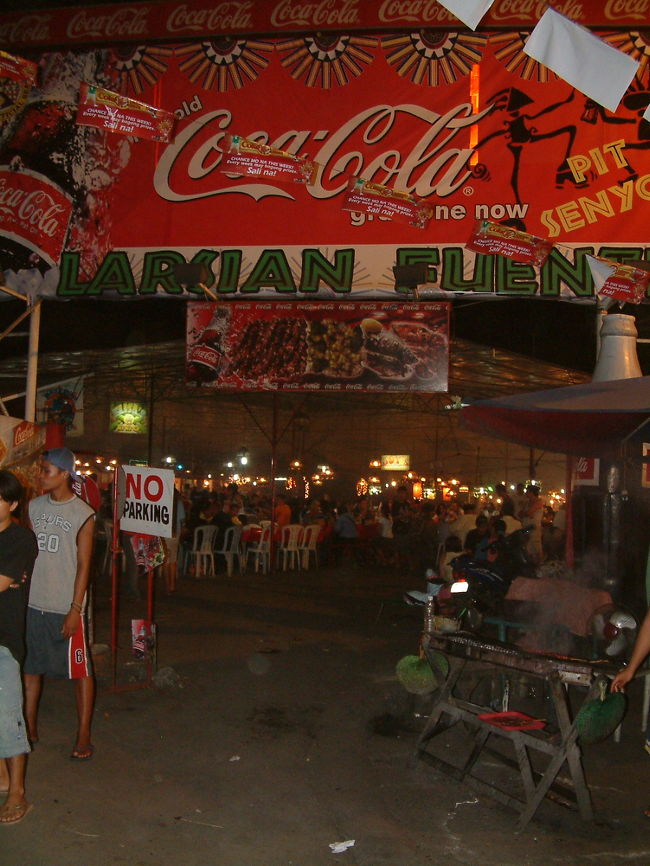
[415,635,611,831]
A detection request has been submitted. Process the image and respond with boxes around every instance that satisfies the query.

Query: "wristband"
[70,601,82,612]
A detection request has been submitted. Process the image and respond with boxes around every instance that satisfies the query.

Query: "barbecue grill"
[415,630,620,830]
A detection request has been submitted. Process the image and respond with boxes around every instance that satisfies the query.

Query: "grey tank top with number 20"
[28,493,95,615]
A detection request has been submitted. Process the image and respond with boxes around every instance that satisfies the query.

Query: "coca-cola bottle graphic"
[0,52,129,290]
[0,62,79,281]
[186,306,231,384]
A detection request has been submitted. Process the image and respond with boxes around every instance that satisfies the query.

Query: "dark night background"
[1,295,648,379]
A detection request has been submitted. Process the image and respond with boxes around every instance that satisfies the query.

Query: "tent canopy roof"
[460,376,650,457]
[0,336,587,408]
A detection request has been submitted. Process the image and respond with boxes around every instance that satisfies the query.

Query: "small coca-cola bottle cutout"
[187,307,230,383]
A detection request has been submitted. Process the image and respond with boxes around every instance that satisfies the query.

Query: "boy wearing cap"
[24,448,96,761]
[0,470,38,825]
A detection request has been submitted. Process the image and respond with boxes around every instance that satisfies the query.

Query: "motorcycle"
[435,527,537,632]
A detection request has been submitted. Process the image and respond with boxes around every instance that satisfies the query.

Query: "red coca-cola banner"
[0,33,649,300]
[186,301,450,392]
[221,134,317,185]
[0,49,37,85]
[341,177,433,229]
[0,166,72,265]
[466,220,554,266]
[76,83,175,142]
[0,1,645,49]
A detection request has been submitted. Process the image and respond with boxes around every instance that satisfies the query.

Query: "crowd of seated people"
[172,481,564,577]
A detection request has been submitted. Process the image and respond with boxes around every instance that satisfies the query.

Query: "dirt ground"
[4,559,650,866]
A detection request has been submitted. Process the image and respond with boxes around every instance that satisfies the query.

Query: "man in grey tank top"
[23,449,96,761]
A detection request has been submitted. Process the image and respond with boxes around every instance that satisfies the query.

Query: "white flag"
[435,0,495,30]
[524,9,639,112]
[586,255,616,294]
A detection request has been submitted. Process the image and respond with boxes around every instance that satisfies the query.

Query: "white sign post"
[120,465,175,537]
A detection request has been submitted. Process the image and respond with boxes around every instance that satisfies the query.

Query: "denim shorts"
[0,645,30,758]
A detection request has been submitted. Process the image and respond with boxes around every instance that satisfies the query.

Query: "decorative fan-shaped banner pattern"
[175,39,274,91]
[276,35,376,89]
[490,32,559,82]
[383,31,487,86]
[110,45,173,95]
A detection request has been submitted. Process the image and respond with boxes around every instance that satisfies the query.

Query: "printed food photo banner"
[0,26,649,301]
[186,301,450,393]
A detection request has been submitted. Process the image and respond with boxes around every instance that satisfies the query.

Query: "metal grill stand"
[415,632,615,831]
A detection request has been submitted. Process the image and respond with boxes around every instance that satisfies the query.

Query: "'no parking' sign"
[120,465,175,537]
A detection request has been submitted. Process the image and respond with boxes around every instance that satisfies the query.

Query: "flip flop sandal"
[70,745,94,761]
[0,802,33,826]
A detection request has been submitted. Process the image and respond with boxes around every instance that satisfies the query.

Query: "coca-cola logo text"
[66,7,149,40]
[270,0,360,28]
[378,0,456,23]
[575,457,598,482]
[166,2,253,32]
[490,0,584,21]
[0,168,72,264]
[13,421,37,448]
[0,14,51,44]
[604,0,649,19]
[0,184,65,238]
[155,101,492,205]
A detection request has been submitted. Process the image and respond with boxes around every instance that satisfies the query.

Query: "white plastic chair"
[277,524,302,571]
[187,525,218,578]
[245,525,272,574]
[214,525,243,577]
[299,524,320,570]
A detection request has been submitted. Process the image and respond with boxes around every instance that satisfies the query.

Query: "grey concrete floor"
[4,561,650,865]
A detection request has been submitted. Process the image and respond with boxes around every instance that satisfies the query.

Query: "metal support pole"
[269,393,279,570]
[565,456,574,569]
[25,299,42,422]
[147,372,154,465]
[146,565,155,685]
[111,467,121,689]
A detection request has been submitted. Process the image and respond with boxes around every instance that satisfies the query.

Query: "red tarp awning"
[460,376,650,457]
